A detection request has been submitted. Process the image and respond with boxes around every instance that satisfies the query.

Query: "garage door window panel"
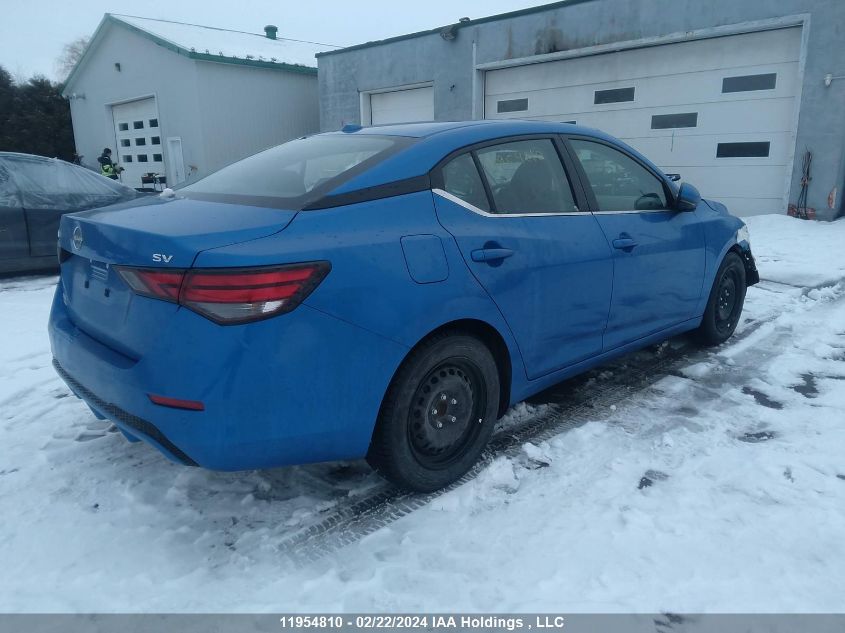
[594,87,635,105]
[716,142,770,158]
[651,113,698,129]
[497,98,529,113]
[570,140,668,212]
[475,139,578,214]
[722,73,777,93]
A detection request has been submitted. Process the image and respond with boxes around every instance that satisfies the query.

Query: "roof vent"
[264,25,278,40]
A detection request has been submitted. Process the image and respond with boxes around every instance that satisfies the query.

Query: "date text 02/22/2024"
[277,615,567,630]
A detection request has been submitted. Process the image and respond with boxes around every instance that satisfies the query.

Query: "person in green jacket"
[97,148,123,180]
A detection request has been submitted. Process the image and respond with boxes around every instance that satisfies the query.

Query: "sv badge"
[152,253,173,263]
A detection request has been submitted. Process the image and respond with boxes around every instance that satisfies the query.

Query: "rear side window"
[441,153,490,212]
[569,139,668,212]
[475,139,578,214]
[181,135,403,201]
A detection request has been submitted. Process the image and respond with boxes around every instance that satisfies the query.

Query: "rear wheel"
[367,332,500,492]
[695,251,747,346]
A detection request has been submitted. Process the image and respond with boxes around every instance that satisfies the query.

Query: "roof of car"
[0,152,61,161]
[325,119,658,198]
[330,119,595,139]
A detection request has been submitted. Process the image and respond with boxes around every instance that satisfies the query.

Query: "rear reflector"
[148,393,205,411]
[116,262,330,324]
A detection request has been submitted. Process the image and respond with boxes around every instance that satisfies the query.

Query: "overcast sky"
[1,0,549,81]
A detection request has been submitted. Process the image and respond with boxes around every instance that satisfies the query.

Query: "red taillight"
[115,262,330,325]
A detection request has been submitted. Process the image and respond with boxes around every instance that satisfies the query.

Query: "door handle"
[612,237,638,251]
[471,248,514,263]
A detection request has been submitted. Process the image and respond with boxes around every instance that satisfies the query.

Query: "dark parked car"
[0,152,139,275]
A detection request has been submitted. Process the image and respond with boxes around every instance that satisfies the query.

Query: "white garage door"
[370,86,434,125]
[112,97,165,190]
[485,28,802,216]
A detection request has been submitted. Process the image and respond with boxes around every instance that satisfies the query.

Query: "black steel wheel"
[367,332,500,492]
[696,251,747,346]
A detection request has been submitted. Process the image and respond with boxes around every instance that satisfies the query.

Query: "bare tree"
[55,37,90,81]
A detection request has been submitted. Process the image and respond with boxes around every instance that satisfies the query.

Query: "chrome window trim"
[432,188,582,217]
[592,208,670,214]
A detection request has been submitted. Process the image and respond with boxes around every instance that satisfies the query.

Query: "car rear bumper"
[48,280,408,470]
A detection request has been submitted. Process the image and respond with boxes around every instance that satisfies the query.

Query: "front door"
[566,137,706,351]
[433,137,613,380]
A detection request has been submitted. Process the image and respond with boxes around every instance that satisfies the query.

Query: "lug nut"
[430,408,437,415]
[440,394,447,401]
[449,415,457,423]
[450,398,457,405]
[436,421,443,429]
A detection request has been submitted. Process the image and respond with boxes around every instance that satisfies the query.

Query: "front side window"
[475,139,578,214]
[441,153,490,211]
[570,139,668,211]
[181,134,404,202]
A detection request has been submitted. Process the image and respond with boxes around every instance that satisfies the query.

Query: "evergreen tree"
[0,65,75,161]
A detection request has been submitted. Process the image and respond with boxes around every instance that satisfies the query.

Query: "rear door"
[432,136,613,380]
[0,161,29,261]
[565,136,706,351]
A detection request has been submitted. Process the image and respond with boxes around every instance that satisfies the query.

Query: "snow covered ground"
[1,214,844,613]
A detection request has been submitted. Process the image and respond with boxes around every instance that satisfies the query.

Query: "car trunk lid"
[58,196,298,358]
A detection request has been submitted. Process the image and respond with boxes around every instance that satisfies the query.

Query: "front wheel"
[367,332,500,492]
[695,251,747,346]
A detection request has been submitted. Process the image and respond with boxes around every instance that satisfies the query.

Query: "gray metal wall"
[318,0,845,220]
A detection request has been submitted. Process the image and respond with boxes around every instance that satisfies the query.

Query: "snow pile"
[113,14,339,68]
[745,213,845,288]
[0,215,844,612]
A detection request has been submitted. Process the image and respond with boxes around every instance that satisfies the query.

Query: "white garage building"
[64,14,334,190]
[318,0,845,221]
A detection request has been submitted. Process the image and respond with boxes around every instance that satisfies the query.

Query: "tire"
[695,251,747,346]
[367,332,500,492]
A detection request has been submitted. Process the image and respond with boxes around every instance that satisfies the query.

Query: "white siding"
[194,61,319,174]
[66,23,206,186]
[67,21,320,186]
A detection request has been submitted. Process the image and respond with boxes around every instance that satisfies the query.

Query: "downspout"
[471,39,478,120]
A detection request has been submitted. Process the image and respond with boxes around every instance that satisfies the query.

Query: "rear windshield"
[180,134,407,207]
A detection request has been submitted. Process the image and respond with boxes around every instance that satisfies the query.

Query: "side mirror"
[676,182,701,211]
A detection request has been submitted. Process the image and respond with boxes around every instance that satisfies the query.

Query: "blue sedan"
[49,120,759,491]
